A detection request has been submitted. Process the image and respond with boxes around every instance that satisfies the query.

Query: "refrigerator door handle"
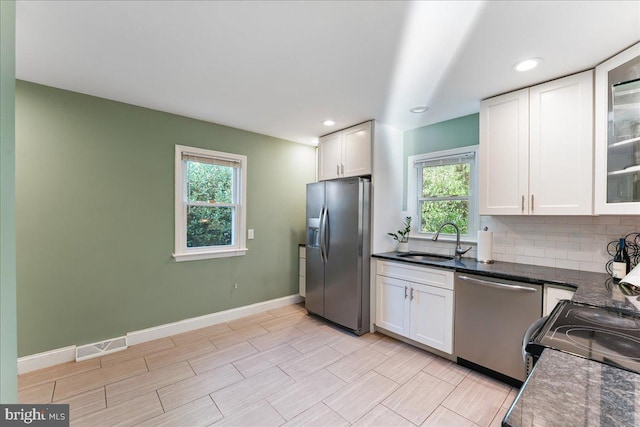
[319,205,327,263]
[320,206,329,262]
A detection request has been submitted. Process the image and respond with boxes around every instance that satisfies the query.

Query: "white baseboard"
[127,294,303,345]
[17,346,76,375]
[17,294,303,374]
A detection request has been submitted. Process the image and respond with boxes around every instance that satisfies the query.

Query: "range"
[527,300,640,375]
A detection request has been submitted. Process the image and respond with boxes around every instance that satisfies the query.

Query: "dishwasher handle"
[457,275,539,293]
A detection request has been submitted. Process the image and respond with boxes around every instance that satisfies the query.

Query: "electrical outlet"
[234,283,238,289]
[248,229,255,239]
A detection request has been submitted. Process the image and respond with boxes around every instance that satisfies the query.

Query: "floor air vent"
[76,336,127,361]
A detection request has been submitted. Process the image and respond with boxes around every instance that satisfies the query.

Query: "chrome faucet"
[432,222,472,260]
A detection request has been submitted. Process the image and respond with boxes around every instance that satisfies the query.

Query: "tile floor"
[18,304,519,426]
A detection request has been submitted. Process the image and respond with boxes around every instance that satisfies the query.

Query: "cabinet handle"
[410,288,414,301]
[521,195,525,212]
[531,194,534,212]
[341,164,344,175]
[404,286,408,299]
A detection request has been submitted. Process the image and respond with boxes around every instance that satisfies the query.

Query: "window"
[408,146,478,239]
[174,145,247,261]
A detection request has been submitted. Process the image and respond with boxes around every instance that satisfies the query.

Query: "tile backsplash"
[409,215,640,274]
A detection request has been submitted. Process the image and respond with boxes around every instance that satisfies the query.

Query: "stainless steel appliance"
[454,273,543,384]
[305,177,370,334]
[526,300,640,375]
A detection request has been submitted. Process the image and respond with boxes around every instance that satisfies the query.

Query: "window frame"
[407,145,479,241]
[173,144,247,262]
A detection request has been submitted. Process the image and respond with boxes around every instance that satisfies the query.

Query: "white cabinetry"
[318,121,372,181]
[299,246,306,297]
[479,89,529,215]
[543,284,575,316]
[376,275,410,335]
[375,261,454,354]
[480,70,594,215]
[595,42,640,214]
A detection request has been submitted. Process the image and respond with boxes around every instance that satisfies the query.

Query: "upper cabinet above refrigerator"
[595,42,640,215]
[318,121,372,181]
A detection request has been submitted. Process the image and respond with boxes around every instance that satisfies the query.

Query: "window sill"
[173,248,248,262]
[409,233,477,244]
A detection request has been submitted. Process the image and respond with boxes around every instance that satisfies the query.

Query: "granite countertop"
[372,251,633,310]
[372,251,640,427]
[504,350,640,427]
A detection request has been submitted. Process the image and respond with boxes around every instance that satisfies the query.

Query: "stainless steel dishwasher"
[454,273,543,384]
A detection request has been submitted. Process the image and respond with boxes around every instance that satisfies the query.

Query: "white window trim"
[173,145,247,262]
[407,145,479,242]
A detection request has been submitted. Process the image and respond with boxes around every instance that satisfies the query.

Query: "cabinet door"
[342,122,372,178]
[595,42,640,214]
[479,89,530,215]
[376,275,410,337]
[318,132,342,181]
[299,247,306,297]
[543,285,575,316]
[409,283,453,354]
[530,71,594,215]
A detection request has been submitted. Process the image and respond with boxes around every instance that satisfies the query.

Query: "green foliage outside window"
[186,161,234,247]
[420,163,470,234]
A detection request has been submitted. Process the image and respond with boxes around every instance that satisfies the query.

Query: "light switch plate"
[248,229,254,239]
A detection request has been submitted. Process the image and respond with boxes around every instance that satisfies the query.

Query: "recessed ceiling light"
[409,106,429,113]
[323,120,335,126]
[513,58,542,72]
[310,138,319,145]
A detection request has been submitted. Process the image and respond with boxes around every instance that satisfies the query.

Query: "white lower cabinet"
[543,284,576,316]
[376,275,410,336]
[299,246,306,297]
[375,261,454,354]
[409,283,454,353]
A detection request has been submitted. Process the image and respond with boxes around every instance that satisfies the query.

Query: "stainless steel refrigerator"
[305,177,371,334]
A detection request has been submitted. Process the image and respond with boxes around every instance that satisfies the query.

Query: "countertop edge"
[372,251,633,311]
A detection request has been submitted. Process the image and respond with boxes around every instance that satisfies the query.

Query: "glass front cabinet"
[595,42,640,214]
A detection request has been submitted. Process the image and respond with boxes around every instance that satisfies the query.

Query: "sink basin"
[397,252,454,262]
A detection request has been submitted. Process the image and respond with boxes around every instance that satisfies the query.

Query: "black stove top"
[527,300,640,375]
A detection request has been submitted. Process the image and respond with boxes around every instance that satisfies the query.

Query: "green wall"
[402,113,479,208]
[1,0,18,402]
[16,81,316,356]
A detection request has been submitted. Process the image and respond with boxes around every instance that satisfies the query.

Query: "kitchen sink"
[397,252,454,262]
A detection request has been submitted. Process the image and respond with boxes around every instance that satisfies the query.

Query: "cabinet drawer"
[377,261,453,291]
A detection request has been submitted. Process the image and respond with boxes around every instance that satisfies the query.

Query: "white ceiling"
[15,1,640,145]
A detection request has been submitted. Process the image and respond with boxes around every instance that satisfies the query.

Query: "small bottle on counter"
[612,238,631,279]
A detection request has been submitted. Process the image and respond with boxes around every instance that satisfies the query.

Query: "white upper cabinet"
[479,71,594,215]
[318,132,342,181]
[479,89,530,215]
[318,121,372,181]
[529,71,594,215]
[595,42,640,215]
